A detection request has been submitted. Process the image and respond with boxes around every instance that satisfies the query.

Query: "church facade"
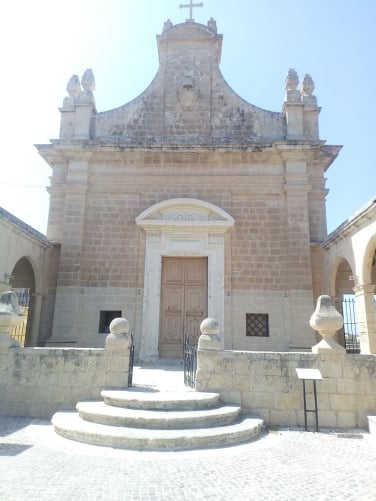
[37,18,341,360]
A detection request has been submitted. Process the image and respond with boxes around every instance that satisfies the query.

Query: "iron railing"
[342,297,360,353]
[128,331,135,387]
[3,289,30,347]
[183,334,197,388]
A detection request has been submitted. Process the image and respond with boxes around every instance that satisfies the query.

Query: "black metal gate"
[342,297,360,353]
[128,332,135,387]
[183,334,197,388]
[3,289,30,347]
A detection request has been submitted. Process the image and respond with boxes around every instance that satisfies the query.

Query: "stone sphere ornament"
[200,317,219,335]
[109,317,129,335]
[105,317,131,351]
[198,317,222,351]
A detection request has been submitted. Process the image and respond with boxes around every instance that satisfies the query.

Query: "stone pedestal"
[104,317,131,387]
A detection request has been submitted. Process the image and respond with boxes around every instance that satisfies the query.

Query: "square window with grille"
[246,313,269,337]
[99,310,122,333]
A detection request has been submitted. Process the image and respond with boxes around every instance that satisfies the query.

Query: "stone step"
[101,390,220,410]
[52,411,264,450]
[76,401,241,429]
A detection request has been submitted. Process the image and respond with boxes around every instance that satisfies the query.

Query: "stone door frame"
[136,198,234,361]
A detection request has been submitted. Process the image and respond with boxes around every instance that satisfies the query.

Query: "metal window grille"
[246,313,269,337]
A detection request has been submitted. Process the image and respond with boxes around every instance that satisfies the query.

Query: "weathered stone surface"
[0,341,132,418]
[196,348,376,428]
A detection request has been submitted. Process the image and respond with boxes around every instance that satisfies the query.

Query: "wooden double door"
[159,257,208,358]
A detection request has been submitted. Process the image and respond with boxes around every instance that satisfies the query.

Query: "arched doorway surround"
[136,198,235,361]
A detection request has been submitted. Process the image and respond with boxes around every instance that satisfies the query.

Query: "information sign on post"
[296,368,323,432]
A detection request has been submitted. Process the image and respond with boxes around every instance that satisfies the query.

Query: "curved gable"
[95,20,285,144]
[136,198,234,231]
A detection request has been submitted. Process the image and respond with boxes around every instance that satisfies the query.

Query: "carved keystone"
[105,317,131,351]
[310,295,345,353]
[198,318,221,351]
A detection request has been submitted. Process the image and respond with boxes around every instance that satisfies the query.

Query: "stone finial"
[198,317,222,350]
[285,68,299,91]
[77,69,96,105]
[163,19,173,33]
[310,295,345,353]
[81,69,95,92]
[207,17,217,33]
[66,75,81,98]
[301,74,318,108]
[105,317,131,351]
[301,74,315,96]
[284,68,301,105]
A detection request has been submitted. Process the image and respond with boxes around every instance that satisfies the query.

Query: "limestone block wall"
[229,290,316,351]
[50,286,140,348]
[0,342,130,419]
[45,149,324,352]
[196,350,376,428]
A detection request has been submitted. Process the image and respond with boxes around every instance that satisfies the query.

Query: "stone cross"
[179,0,203,21]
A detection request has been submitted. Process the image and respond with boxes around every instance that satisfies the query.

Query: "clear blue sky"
[1,0,374,234]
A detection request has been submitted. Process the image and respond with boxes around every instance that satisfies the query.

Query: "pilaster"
[46,160,68,241]
[59,158,90,286]
[282,155,315,349]
[47,155,91,345]
[283,159,312,290]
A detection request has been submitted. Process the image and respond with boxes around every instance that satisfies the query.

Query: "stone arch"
[136,198,235,361]
[10,257,36,292]
[330,257,355,348]
[330,257,355,298]
[360,234,376,285]
[9,257,36,347]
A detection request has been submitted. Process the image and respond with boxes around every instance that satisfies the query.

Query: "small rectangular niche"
[246,313,269,337]
[99,310,122,333]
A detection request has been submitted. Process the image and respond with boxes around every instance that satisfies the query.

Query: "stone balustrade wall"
[196,349,376,428]
[0,344,130,419]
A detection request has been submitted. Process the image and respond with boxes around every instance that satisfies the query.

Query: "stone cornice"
[35,139,341,156]
[0,207,52,248]
[323,196,376,249]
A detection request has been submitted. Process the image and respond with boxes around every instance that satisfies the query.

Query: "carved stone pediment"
[136,198,234,232]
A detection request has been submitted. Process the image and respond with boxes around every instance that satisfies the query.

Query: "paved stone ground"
[1,416,375,500]
[1,361,375,500]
